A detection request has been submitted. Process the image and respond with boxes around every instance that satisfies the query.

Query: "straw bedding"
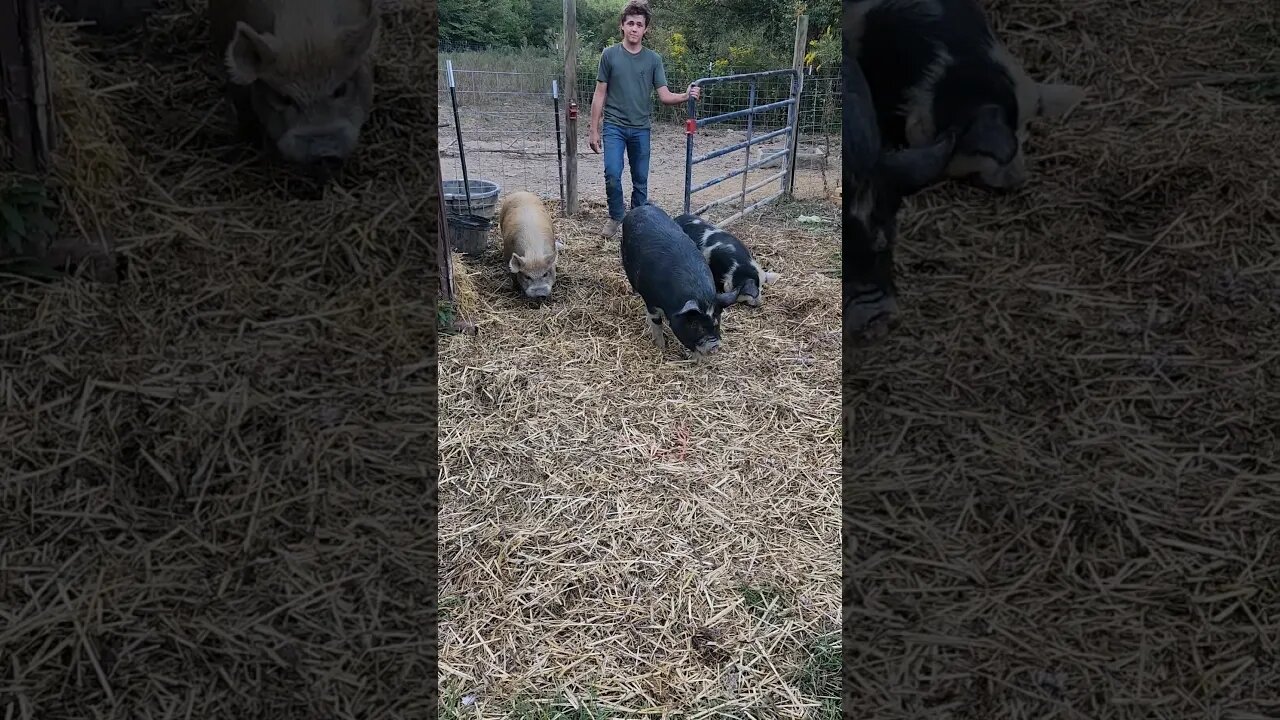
[3,1,440,717]
[438,196,843,717]
[2,0,1275,715]
[845,0,1279,717]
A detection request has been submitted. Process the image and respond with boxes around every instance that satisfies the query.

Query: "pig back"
[498,192,554,260]
[621,205,715,304]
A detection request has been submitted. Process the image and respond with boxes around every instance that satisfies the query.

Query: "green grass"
[794,633,840,720]
[738,584,796,622]
[439,594,462,619]
[438,299,457,332]
[0,177,58,257]
[510,699,618,719]
[439,693,621,719]
[438,46,579,103]
[436,622,841,719]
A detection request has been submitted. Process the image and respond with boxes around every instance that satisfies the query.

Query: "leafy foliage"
[0,179,58,257]
[440,0,842,75]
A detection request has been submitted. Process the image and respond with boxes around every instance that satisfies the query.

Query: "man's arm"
[653,54,699,106]
[589,81,607,153]
[657,85,700,106]
[589,49,609,153]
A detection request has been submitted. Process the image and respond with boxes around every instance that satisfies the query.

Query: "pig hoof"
[647,325,666,348]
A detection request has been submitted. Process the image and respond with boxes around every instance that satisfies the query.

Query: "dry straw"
[3,0,1274,714]
[845,0,1279,717]
[3,0,441,716]
[438,198,843,717]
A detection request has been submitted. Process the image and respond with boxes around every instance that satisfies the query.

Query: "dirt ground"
[845,0,1280,717]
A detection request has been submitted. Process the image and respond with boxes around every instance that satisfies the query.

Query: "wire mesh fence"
[437,42,841,223]
[438,45,566,211]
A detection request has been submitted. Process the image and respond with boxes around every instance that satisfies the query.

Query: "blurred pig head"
[223,0,380,167]
[509,251,559,300]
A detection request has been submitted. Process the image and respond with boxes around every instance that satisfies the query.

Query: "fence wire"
[437,59,566,211]
[437,45,840,223]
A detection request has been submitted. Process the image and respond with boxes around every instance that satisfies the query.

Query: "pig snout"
[513,263,555,300]
[695,336,722,356]
[969,168,1025,193]
[278,123,360,165]
[986,158,1027,190]
[523,283,552,299]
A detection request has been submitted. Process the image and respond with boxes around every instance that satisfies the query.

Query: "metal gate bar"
[682,68,801,226]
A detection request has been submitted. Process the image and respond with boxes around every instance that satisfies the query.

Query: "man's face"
[620,14,647,44]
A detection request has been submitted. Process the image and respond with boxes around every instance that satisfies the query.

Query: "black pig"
[843,0,958,344]
[621,204,739,357]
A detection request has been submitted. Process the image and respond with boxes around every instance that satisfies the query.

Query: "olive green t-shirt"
[596,43,669,129]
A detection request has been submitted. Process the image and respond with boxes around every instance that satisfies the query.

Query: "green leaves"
[438,0,839,62]
[1,179,59,256]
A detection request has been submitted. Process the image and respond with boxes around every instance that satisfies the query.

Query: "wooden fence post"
[562,0,578,217]
[1,0,55,173]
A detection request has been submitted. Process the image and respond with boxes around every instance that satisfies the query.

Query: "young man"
[588,1,701,238]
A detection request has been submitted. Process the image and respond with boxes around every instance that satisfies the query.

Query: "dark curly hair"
[619,0,652,27]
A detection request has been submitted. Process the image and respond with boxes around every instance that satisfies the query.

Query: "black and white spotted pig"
[847,0,1084,192]
[843,1,957,343]
[673,213,780,308]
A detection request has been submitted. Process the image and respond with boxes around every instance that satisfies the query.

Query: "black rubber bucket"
[447,213,493,257]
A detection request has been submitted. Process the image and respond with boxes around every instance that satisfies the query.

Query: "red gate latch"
[568,101,579,121]
[685,118,697,135]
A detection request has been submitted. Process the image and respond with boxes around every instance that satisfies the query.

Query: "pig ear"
[342,11,380,62]
[903,108,933,147]
[958,104,1018,165]
[1036,82,1085,120]
[508,254,523,273]
[714,291,738,309]
[226,22,278,85]
[880,130,957,198]
[676,299,703,317]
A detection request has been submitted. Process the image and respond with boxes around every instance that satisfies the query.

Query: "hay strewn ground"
[438,195,843,717]
[845,0,1280,716]
[3,1,440,717]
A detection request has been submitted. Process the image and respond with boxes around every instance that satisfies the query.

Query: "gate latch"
[568,101,579,121]
[685,118,697,135]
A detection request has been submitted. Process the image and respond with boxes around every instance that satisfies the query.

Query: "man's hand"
[687,84,701,102]
[589,129,601,153]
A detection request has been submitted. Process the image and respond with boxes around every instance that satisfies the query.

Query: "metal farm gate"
[682,68,803,226]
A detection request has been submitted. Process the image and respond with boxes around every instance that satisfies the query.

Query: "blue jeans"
[602,122,651,222]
